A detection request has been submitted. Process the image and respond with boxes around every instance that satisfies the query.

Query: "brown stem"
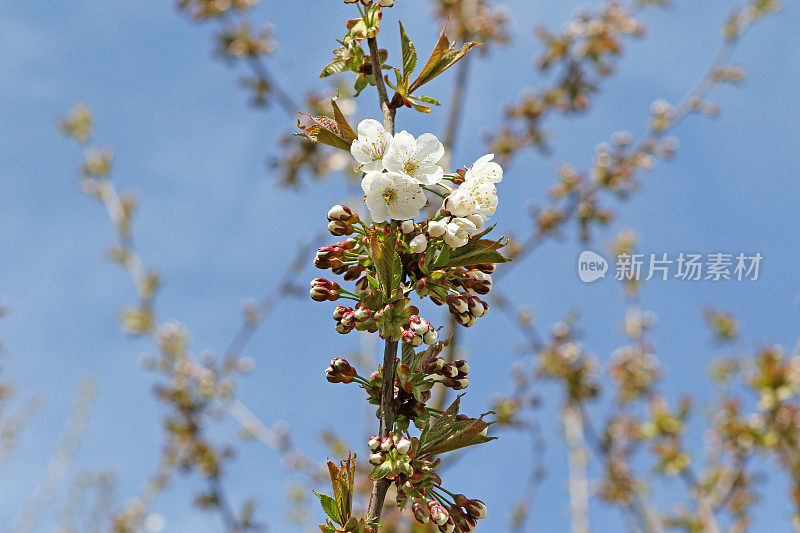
[366,338,399,528]
[367,36,396,135]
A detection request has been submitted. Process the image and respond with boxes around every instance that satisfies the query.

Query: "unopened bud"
[395,436,412,455]
[380,436,394,452]
[410,233,428,253]
[369,452,385,465]
[368,435,381,451]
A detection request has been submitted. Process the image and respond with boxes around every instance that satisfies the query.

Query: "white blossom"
[401,219,415,234]
[350,119,392,172]
[443,217,478,248]
[427,220,447,237]
[409,234,428,253]
[444,153,503,217]
[382,130,445,185]
[361,171,427,222]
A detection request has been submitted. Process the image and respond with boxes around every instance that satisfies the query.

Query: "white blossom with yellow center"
[350,119,393,172]
[362,171,427,222]
[444,153,503,218]
[382,130,445,186]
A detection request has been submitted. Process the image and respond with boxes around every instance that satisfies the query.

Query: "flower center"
[382,188,397,205]
[403,159,420,175]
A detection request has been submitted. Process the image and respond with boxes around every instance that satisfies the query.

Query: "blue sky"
[0,0,799,531]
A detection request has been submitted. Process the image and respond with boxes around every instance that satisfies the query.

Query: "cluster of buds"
[331,303,379,334]
[444,293,489,327]
[401,315,438,347]
[315,238,369,281]
[453,265,494,295]
[424,357,470,391]
[327,204,361,236]
[325,357,357,384]
[405,493,486,533]
[310,277,342,302]
[367,432,414,480]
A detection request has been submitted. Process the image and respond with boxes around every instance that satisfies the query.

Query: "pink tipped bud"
[438,517,456,533]
[424,358,445,374]
[446,295,469,314]
[395,436,412,455]
[453,360,470,375]
[332,305,351,320]
[310,278,340,301]
[442,364,459,378]
[402,330,423,347]
[428,501,450,526]
[423,328,439,345]
[453,378,469,390]
[465,499,486,519]
[368,435,381,451]
[412,502,431,524]
[369,452,385,465]
[467,297,488,317]
[327,204,356,222]
[380,437,394,452]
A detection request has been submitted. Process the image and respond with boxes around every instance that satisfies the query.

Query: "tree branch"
[367,36,395,135]
[366,338,399,528]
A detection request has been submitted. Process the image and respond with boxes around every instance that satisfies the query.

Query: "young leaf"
[313,492,342,525]
[369,225,399,294]
[421,395,497,456]
[295,113,354,152]
[401,343,415,366]
[411,95,441,106]
[320,59,347,78]
[399,21,417,82]
[439,236,512,269]
[408,21,481,93]
[331,98,356,141]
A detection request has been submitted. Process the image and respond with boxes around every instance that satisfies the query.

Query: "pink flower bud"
[395,436,412,455]
[380,437,394,452]
[402,330,423,347]
[369,452,385,465]
[446,295,469,314]
[327,204,353,222]
[465,499,486,519]
[423,329,438,345]
[453,378,469,390]
[428,501,450,526]
[368,435,381,451]
[412,502,430,524]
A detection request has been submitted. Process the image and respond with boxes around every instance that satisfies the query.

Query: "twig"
[563,402,590,533]
[367,37,396,135]
[6,380,96,533]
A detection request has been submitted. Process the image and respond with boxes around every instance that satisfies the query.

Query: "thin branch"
[6,380,96,533]
[366,339,398,528]
[563,402,590,533]
[367,37,395,135]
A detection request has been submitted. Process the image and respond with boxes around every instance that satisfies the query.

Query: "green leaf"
[410,101,431,113]
[420,395,497,456]
[408,21,481,94]
[313,492,341,525]
[369,225,399,295]
[431,245,450,269]
[399,21,417,82]
[295,113,353,151]
[401,343,415,366]
[411,95,441,106]
[354,74,368,96]
[331,98,356,142]
[439,236,512,269]
[320,59,347,78]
